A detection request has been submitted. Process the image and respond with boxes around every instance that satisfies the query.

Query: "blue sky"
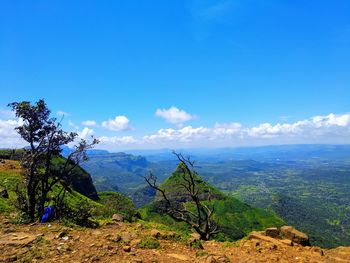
[1,1,350,150]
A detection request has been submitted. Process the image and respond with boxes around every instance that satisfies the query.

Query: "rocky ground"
[1,216,350,263]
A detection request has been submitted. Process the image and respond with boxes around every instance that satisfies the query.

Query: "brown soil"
[0,216,349,263]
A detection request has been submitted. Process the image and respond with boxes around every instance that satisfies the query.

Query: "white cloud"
[78,127,94,139]
[155,107,197,125]
[245,113,350,139]
[213,123,242,137]
[0,119,26,148]
[57,110,70,117]
[81,120,97,127]
[144,126,209,143]
[102,116,131,131]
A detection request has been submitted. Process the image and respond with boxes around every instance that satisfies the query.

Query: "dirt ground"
[0,216,349,263]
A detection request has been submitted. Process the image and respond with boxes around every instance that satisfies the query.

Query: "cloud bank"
[0,113,349,150]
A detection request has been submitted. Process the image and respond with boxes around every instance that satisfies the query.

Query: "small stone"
[123,245,131,252]
[55,231,68,239]
[112,214,124,222]
[150,229,161,238]
[310,246,324,256]
[114,234,122,242]
[91,255,101,261]
[269,244,278,250]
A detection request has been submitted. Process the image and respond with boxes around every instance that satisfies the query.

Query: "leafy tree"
[145,152,218,240]
[8,99,98,221]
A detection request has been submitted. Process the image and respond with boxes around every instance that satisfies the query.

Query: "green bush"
[58,198,97,227]
[139,236,160,249]
[190,239,203,249]
[95,191,137,221]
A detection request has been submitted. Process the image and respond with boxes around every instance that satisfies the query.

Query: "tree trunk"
[27,186,36,222]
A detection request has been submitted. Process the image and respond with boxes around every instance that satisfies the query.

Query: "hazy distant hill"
[81,152,149,193]
[126,144,350,162]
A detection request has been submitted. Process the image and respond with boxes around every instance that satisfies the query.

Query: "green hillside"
[0,157,139,227]
[51,156,99,200]
[140,164,284,241]
[0,159,101,220]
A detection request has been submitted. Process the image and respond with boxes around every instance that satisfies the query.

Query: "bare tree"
[8,99,98,221]
[145,151,218,240]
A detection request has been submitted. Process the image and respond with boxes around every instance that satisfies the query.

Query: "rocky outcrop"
[280,226,310,246]
[250,226,311,247]
[265,227,279,238]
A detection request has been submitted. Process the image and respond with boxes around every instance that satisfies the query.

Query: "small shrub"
[9,212,31,224]
[139,236,160,249]
[57,199,97,227]
[190,240,203,249]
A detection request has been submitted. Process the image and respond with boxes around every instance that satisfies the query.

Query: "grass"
[139,236,160,249]
[0,160,22,214]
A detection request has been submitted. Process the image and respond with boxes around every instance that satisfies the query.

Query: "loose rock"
[123,245,131,252]
[112,214,124,222]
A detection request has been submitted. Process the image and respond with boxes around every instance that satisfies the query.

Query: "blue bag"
[40,205,55,223]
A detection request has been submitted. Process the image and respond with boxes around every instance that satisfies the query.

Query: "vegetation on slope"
[140,163,284,241]
[95,191,138,221]
[0,159,102,225]
[0,158,138,226]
